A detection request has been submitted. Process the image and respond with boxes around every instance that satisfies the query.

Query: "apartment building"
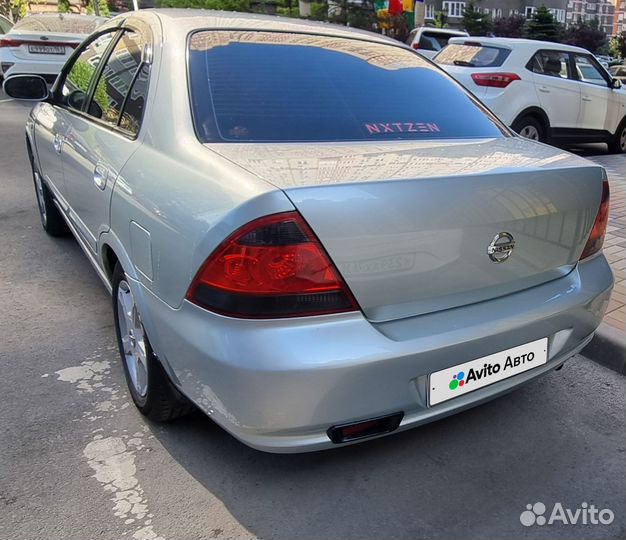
[424,0,614,34]
[567,0,615,34]
[423,0,569,26]
[613,0,625,34]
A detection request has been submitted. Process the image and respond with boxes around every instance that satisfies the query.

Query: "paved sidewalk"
[586,153,625,334]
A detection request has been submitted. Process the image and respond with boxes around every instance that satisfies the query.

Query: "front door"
[59,28,150,253]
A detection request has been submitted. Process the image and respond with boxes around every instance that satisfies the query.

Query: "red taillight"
[0,38,77,48]
[580,180,610,260]
[412,43,420,50]
[471,72,521,88]
[0,38,22,48]
[186,212,359,318]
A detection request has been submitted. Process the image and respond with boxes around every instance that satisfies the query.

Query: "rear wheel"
[112,264,194,421]
[512,116,546,143]
[28,147,69,237]
[608,119,626,154]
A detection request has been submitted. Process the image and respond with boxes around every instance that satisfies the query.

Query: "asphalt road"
[1,93,625,540]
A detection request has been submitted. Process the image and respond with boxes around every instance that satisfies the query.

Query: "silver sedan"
[3,9,613,452]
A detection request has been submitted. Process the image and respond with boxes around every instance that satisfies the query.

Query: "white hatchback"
[435,37,626,153]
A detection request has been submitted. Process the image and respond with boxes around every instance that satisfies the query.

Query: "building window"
[443,1,466,18]
[549,8,565,22]
[525,6,536,18]
[425,3,435,19]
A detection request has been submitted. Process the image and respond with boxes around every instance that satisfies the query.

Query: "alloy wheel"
[519,125,540,141]
[117,280,148,397]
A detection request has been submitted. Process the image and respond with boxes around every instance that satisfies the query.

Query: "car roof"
[447,36,591,54]
[18,13,104,20]
[415,27,468,35]
[123,8,403,47]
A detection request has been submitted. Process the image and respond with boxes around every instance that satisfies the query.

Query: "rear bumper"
[3,59,64,81]
[140,254,613,453]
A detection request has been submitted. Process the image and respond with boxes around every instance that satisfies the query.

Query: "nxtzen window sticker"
[364,122,441,134]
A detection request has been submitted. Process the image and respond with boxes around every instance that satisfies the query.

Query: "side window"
[88,30,148,130]
[574,54,608,86]
[62,31,117,111]
[119,63,149,136]
[528,50,571,80]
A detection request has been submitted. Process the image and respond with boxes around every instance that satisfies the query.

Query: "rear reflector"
[186,212,359,318]
[471,72,520,88]
[327,412,404,443]
[580,180,610,260]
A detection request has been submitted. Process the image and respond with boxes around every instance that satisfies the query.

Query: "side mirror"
[611,78,622,90]
[2,75,49,101]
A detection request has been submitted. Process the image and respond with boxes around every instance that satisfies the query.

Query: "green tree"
[86,0,110,16]
[523,5,562,42]
[610,31,626,59]
[0,0,28,21]
[433,10,447,28]
[58,0,72,12]
[492,14,526,38]
[328,0,377,30]
[462,1,492,36]
[562,17,607,53]
[156,0,251,12]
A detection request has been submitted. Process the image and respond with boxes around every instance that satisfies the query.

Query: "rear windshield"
[418,31,458,51]
[12,14,105,34]
[188,31,505,143]
[435,43,511,67]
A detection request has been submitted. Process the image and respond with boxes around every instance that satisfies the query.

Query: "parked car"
[0,13,106,83]
[3,11,613,453]
[0,14,13,35]
[405,27,468,59]
[434,37,626,153]
[609,63,626,84]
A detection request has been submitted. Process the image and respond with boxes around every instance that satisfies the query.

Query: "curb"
[582,322,626,375]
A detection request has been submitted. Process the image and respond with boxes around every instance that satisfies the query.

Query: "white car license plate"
[28,45,65,55]
[429,338,548,406]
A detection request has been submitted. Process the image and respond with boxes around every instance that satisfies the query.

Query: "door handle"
[538,86,550,93]
[582,96,592,102]
[52,133,64,154]
[93,163,108,190]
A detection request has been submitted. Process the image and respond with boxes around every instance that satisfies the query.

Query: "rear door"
[527,49,581,128]
[61,25,151,253]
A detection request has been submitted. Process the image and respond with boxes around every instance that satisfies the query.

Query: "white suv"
[434,37,626,153]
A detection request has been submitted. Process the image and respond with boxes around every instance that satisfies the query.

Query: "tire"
[511,116,546,143]
[112,264,194,421]
[28,147,70,237]
[608,119,626,154]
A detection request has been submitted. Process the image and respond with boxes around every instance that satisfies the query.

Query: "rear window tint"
[420,32,456,50]
[13,14,105,34]
[435,43,511,67]
[188,31,505,143]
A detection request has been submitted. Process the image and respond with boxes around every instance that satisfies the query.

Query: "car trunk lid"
[205,137,605,322]
[2,31,81,61]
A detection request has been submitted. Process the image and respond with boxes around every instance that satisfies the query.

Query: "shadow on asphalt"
[144,359,625,540]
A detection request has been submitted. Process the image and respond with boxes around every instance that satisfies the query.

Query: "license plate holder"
[429,338,548,406]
